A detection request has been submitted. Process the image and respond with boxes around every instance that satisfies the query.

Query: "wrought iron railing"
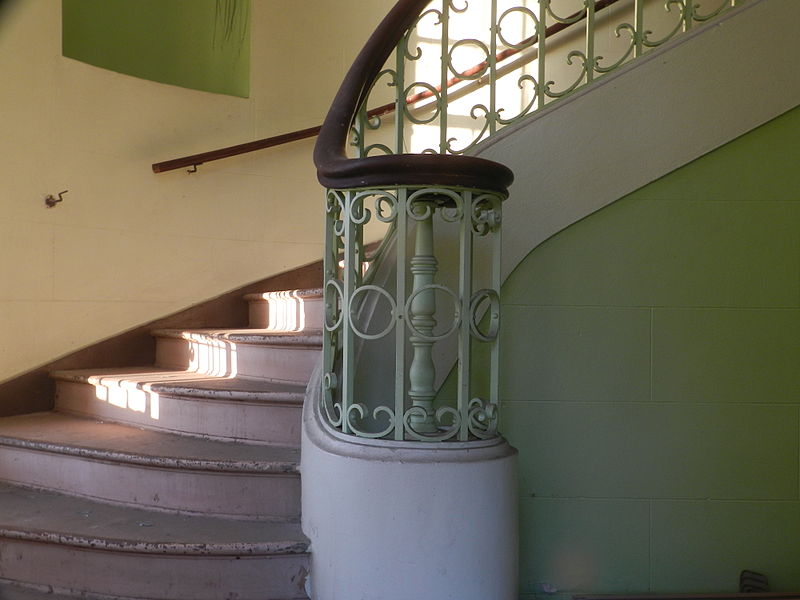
[316,0,742,442]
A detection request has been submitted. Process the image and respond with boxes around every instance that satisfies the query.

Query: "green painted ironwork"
[323,186,503,442]
[351,0,743,158]
[324,0,743,442]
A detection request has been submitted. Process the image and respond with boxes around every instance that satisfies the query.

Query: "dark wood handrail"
[152,126,322,173]
[313,0,513,194]
[153,0,621,178]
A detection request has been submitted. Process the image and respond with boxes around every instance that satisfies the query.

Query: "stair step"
[54,367,306,444]
[0,482,309,599]
[244,288,324,330]
[153,328,322,382]
[0,412,300,518]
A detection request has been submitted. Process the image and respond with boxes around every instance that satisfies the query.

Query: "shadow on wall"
[0,0,20,29]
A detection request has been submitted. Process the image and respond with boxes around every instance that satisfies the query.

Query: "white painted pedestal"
[301,366,518,600]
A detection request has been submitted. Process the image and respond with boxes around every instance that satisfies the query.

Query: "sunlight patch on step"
[257,290,306,332]
[185,334,238,378]
[92,375,160,419]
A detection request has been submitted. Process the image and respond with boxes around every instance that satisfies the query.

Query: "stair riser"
[0,447,300,518]
[248,297,324,331]
[155,337,319,383]
[0,540,308,600]
[56,380,303,445]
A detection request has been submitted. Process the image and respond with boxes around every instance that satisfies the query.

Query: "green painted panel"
[502,402,798,500]
[500,103,800,594]
[503,199,800,308]
[653,309,800,403]
[636,107,800,202]
[500,306,651,402]
[651,501,800,591]
[519,498,650,595]
[62,0,250,97]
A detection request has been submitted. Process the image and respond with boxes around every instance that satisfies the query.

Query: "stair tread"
[0,412,299,472]
[0,482,308,555]
[53,366,306,402]
[151,328,323,346]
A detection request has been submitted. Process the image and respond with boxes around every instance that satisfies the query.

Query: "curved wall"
[501,104,800,597]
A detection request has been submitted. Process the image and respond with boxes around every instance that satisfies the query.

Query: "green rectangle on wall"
[62,0,250,97]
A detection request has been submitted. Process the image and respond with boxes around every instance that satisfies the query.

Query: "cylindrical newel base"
[302,370,518,600]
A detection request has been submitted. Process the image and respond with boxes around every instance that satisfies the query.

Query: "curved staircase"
[0,289,322,599]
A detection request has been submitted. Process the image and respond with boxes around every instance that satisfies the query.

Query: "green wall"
[62,0,250,97]
[500,104,800,597]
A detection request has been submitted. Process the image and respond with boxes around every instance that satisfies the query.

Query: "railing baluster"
[395,33,407,154]
[407,201,439,433]
[395,189,409,440]
[489,0,499,137]
[440,0,450,154]
[585,0,596,84]
[341,191,356,434]
[634,0,644,57]
[684,0,694,30]
[458,191,473,441]
[537,0,547,110]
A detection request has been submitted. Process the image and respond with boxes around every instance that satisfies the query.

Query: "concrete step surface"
[0,482,309,599]
[152,328,322,383]
[54,367,306,444]
[0,581,79,600]
[0,412,300,518]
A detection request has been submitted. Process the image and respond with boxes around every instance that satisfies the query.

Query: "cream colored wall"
[0,0,392,382]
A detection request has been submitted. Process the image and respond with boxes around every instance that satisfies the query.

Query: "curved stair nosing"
[0,446,300,519]
[51,369,306,405]
[54,379,304,445]
[0,434,299,474]
[0,527,307,556]
[0,537,309,600]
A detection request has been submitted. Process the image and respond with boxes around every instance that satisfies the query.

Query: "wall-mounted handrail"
[151,126,321,173]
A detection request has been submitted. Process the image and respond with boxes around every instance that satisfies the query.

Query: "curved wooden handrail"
[313,0,513,195]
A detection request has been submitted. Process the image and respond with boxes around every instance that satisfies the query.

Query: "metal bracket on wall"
[45,190,69,208]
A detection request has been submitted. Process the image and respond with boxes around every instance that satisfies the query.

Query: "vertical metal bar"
[489,0,498,137]
[395,35,407,154]
[395,188,408,440]
[439,0,450,154]
[458,191,473,441]
[634,0,644,57]
[341,191,355,434]
[585,0,595,85]
[537,0,547,109]
[354,105,367,159]
[490,196,502,417]
[322,191,336,424]
[684,0,694,31]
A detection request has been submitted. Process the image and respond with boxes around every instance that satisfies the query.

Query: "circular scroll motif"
[348,285,397,340]
[469,288,500,342]
[404,284,461,342]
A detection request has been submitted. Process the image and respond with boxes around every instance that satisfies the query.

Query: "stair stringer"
[474,0,800,282]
